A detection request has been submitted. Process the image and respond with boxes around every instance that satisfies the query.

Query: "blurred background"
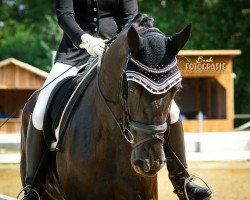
[0,0,250,199]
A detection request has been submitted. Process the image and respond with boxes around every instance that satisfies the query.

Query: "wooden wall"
[0,63,45,89]
[0,90,34,118]
[0,61,46,133]
[0,119,21,134]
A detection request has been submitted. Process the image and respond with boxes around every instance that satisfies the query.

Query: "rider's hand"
[79,34,105,56]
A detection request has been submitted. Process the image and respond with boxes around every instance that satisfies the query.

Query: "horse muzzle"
[131,158,166,176]
[131,145,166,177]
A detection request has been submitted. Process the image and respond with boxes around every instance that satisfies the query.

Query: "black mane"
[132,13,154,28]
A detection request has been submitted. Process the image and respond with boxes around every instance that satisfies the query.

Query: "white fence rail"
[185,131,250,161]
[0,194,18,200]
[0,132,250,163]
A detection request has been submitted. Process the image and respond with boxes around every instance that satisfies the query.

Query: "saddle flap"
[43,60,98,150]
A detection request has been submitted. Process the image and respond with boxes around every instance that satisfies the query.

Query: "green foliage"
[138,0,250,114]
[0,0,249,114]
[0,26,48,69]
[0,0,61,71]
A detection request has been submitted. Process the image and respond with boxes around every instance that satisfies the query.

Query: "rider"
[23,0,212,200]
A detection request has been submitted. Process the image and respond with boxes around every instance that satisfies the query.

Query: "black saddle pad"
[43,62,97,146]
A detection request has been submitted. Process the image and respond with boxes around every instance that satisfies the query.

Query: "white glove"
[79,34,105,56]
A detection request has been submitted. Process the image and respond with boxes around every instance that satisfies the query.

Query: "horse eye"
[129,87,135,94]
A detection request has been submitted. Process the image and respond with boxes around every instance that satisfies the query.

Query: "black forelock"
[132,13,154,28]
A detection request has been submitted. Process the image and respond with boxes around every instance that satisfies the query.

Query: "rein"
[97,52,167,147]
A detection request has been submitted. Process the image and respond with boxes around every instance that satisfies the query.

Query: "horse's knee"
[170,101,180,124]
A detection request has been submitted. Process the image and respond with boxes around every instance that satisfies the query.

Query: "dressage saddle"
[43,60,98,149]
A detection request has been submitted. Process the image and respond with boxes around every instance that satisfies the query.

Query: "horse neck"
[99,47,128,103]
[94,38,132,150]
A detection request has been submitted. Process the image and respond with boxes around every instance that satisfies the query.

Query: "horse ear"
[168,24,192,55]
[127,25,143,56]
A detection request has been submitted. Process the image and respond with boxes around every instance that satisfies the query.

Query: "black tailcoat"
[55,0,138,66]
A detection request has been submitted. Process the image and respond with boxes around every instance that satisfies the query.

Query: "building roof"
[179,49,241,56]
[0,58,48,78]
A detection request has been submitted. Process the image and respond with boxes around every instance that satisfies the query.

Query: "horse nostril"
[133,160,151,173]
[133,160,143,168]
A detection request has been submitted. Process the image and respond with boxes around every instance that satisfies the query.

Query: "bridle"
[97,52,167,148]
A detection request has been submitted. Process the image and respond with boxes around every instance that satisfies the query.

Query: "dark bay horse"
[20,15,191,200]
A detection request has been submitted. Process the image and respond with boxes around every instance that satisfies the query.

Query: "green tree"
[0,0,61,71]
[138,0,250,115]
[0,0,249,115]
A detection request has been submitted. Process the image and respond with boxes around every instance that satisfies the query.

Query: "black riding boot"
[24,115,47,200]
[164,119,212,200]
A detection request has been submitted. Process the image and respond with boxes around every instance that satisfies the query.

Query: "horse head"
[99,14,191,177]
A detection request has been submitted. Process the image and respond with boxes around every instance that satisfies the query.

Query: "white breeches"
[32,62,180,130]
[32,62,82,130]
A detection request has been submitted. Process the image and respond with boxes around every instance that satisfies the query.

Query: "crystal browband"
[126,56,182,94]
[126,69,182,95]
[130,57,178,74]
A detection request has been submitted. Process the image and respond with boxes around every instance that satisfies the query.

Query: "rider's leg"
[165,100,212,200]
[32,63,81,130]
[24,115,46,200]
[24,62,81,199]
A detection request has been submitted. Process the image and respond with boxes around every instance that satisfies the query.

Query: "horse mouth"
[131,159,165,177]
